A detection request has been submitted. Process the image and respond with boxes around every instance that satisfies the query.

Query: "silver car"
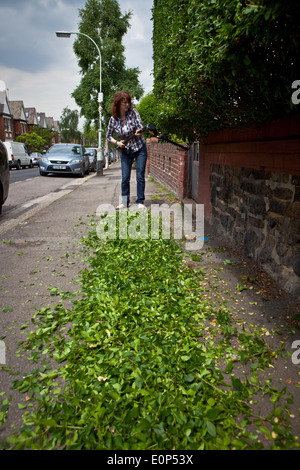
[85,148,97,172]
[30,152,43,167]
[39,144,90,177]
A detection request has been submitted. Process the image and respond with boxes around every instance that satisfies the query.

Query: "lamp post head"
[56,31,72,38]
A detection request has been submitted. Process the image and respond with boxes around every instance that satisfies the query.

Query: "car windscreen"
[47,146,82,155]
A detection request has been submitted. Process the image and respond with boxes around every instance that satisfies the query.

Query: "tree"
[16,132,45,153]
[152,0,300,142]
[31,126,58,149]
[136,93,159,128]
[59,107,82,143]
[83,122,98,147]
[72,0,144,130]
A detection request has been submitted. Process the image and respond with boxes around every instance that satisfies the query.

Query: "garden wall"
[200,115,300,299]
[210,164,300,298]
[146,138,188,200]
[147,115,300,299]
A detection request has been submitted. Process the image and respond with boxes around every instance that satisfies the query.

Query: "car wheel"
[39,169,47,176]
[16,160,22,170]
[29,160,33,168]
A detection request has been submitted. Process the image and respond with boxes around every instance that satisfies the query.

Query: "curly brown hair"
[111,91,132,119]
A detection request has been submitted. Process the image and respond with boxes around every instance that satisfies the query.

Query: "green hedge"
[152,0,300,141]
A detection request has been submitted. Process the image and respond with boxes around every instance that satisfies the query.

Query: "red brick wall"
[13,120,28,140]
[0,116,5,142]
[198,115,300,221]
[146,138,189,199]
[0,115,14,141]
[146,115,300,215]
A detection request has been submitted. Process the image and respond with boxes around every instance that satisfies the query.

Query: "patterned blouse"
[106,107,145,153]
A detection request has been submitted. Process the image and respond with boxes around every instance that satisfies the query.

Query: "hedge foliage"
[152,0,300,141]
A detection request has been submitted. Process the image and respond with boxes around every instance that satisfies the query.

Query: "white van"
[3,141,31,170]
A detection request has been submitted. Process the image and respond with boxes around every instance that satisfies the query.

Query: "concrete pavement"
[0,162,163,440]
[0,161,299,445]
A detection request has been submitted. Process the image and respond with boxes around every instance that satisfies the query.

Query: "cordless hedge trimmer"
[123,123,188,150]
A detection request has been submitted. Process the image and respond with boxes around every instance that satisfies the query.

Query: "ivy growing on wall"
[152,0,300,142]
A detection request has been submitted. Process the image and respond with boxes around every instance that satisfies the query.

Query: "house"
[46,116,54,130]
[9,101,28,139]
[25,107,39,131]
[37,112,47,129]
[46,116,56,146]
[0,81,14,141]
[53,121,61,143]
[0,80,62,145]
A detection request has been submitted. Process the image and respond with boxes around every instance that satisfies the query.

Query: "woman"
[106,91,147,210]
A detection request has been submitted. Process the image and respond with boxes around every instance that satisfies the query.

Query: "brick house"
[0,81,62,144]
[45,117,55,146]
[25,107,39,131]
[37,112,47,129]
[0,84,14,142]
[53,121,61,143]
[9,101,28,139]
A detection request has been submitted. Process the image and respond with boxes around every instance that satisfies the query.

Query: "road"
[8,166,40,184]
[0,166,97,236]
[2,167,90,216]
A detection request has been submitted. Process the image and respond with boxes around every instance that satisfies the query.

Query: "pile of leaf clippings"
[2,212,299,449]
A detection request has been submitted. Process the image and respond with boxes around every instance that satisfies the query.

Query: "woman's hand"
[135,128,143,136]
[117,140,125,148]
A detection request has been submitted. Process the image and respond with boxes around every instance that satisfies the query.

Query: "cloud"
[2,60,81,122]
[0,0,154,127]
[0,0,83,73]
[121,2,154,94]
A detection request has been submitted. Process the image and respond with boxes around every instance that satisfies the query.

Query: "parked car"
[0,140,9,214]
[39,144,90,177]
[3,141,31,170]
[85,148,97,172]
[30,152,43,167]
[103,150,111,166]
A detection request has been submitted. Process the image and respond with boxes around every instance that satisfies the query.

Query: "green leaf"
[205,421,217,437]
[184,373,195,383]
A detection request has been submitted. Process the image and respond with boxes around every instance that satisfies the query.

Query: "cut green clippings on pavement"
[2,212,299,450]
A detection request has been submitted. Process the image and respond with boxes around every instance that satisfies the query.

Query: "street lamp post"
[56,31,104,176]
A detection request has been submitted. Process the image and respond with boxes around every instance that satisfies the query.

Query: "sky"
[0,0,154,129]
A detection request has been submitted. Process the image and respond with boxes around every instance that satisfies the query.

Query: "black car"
[85,148,97,172]
[0,140,9,214]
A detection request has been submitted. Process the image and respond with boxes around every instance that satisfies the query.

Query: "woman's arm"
[106,117,117,143]
[106,117,125,148]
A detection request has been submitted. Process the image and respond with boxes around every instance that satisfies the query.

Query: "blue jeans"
[120,144,147,205]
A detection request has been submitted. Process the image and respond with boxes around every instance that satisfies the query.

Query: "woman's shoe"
[116,203,128,210]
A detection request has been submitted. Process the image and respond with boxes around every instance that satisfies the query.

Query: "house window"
[4,118,11,132]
